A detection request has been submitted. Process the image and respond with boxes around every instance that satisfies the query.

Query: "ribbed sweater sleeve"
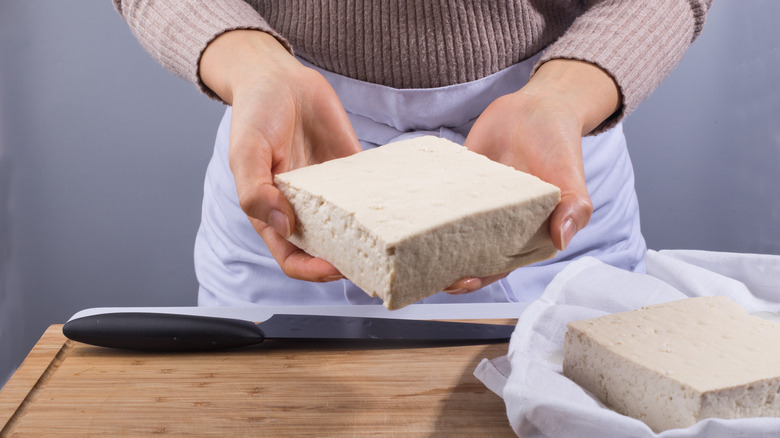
[112,0,291,100]
[535,0,714,132]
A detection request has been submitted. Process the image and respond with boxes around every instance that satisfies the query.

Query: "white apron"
[194,53,647,306]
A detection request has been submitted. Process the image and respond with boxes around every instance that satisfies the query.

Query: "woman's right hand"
[200,30,362,282]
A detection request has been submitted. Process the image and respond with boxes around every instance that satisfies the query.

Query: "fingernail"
[460,278,482,291]
[324,275,344,282]
[560,218,577,251]
[269,209,291,238]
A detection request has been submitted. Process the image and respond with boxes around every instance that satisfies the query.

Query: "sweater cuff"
[532,0,704,134]
[119,0,292,102]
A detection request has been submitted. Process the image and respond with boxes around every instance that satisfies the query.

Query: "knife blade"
[62,312,515,351]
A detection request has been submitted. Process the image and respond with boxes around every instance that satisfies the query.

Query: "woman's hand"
[445,59,621,295]
[200,30,362,282]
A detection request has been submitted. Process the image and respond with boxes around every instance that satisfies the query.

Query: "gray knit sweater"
[113,0,712,125]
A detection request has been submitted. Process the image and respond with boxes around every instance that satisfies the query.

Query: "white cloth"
[474,249,780,437]
[193,52,646,307]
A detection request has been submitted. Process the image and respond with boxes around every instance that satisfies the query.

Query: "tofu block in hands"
[564,296,780,432]
[273,135,560,310]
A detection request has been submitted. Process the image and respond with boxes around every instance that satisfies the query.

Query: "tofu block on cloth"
[564,296,780,432]
[273,135,560,310]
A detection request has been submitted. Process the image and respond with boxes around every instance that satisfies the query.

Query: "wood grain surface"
[1,321,516,436]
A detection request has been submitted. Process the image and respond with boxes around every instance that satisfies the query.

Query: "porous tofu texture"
[564,296,780,432]
[274,135,560,309]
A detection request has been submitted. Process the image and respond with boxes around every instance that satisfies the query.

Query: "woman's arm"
[199,30,363,282]
[112,0,290,101]
[534,0,714,133]
[452,0,714,294]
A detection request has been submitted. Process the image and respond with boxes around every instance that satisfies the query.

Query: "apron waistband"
[299,52,542,146]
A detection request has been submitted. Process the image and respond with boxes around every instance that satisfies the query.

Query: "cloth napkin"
[474,249,780,437]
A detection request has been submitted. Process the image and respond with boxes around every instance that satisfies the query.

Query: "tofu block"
[564,296,780,432]
[274,135,560,309]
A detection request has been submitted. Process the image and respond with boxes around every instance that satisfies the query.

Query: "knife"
[62,312,515,351]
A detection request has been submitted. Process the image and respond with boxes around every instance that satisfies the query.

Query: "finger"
[442,272,510,295]
[239,177,295,238]
[549,191,593,252]
[541,141,592,251]
[302,72,363,162]
[229,129,297,238]
[252,218,343,282]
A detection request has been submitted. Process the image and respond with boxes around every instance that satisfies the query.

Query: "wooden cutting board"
[1,321,516,436]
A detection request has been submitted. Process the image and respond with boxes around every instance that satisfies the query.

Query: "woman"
[113,1,711,306]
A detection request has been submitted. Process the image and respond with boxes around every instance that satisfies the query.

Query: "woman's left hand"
[444,58,621,295]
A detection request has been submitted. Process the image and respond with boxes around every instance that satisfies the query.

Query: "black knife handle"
[62,312,266,351]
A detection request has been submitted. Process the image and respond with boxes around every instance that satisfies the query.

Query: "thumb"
[239,180,295,239]
[549,191,592,251]
[229,134,296,239]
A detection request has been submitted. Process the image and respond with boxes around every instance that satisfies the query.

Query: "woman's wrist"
[523,59,621,136]
[199,30,296,105]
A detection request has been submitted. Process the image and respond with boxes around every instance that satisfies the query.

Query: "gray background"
[1,1,778,386]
